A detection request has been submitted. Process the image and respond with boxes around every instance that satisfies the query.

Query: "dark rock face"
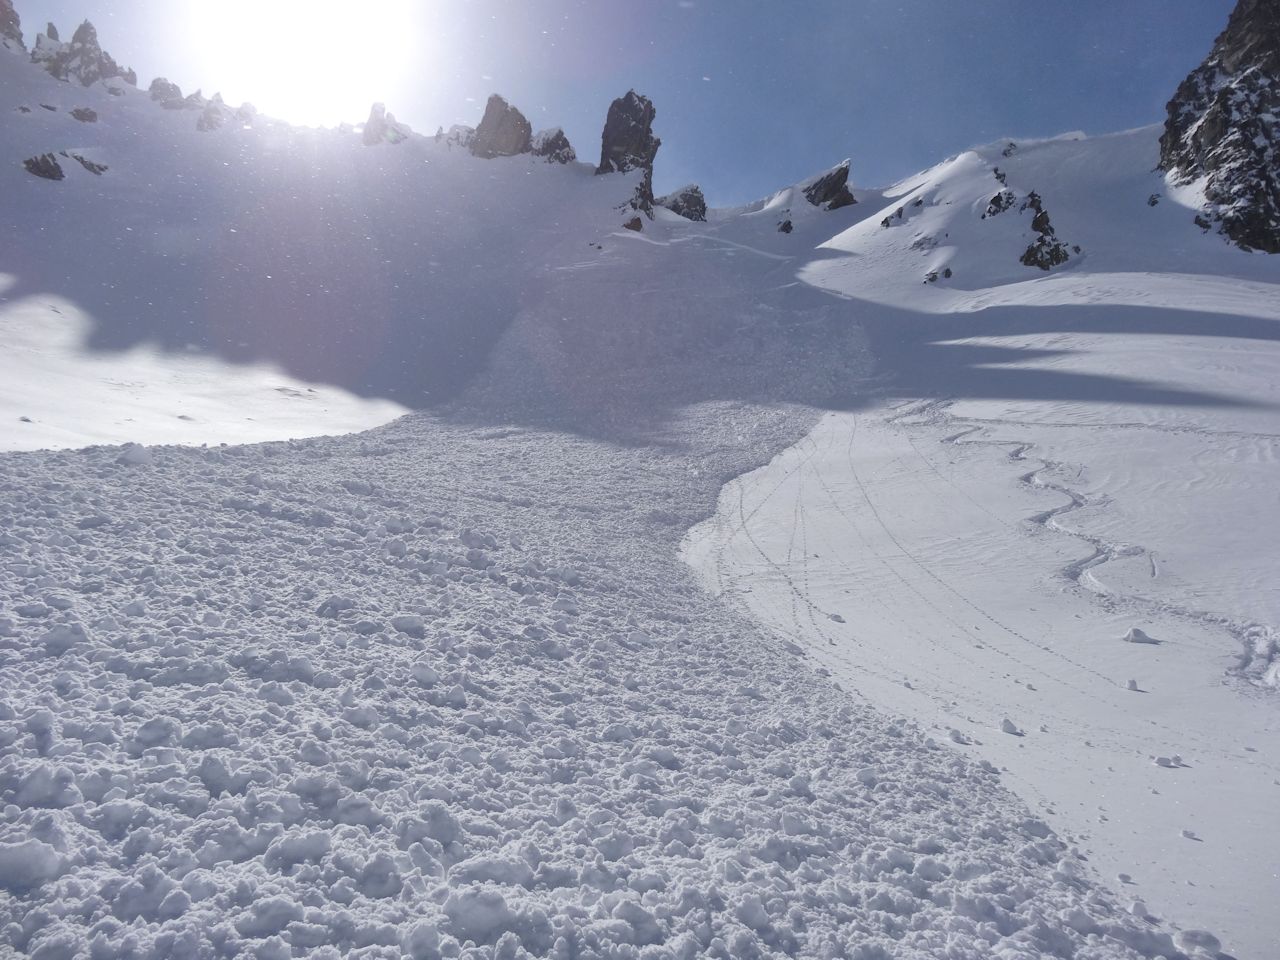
[470,95,533,158]
[778,219,794,234]
[149,77,183,104]
[983,190,1016,219]
[531,128,575,164]
[802,161,857,211]
[656,184,708,222]
[1,0,22,49]
[45,21,57,42]
[1161,0,1280,252]
[32,19,134,88]
[362,103,409,146]
[24,154,64,181]
[70,107,97,123]
[596,91,661,215]
[1018,192,1074,270]
[69,152,106,175]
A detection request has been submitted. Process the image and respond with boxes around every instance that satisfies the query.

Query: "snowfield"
[685,129,1280,959]
[2,27,1279,960]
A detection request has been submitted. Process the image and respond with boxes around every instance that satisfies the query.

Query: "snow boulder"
[0,839,65,892]
[116,443,153,466]
[41,621,89,655]
[1122,627,1161,645]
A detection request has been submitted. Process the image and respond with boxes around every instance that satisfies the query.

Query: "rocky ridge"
[363,103,409,147]
[596,91,661,216]
[802,160,857,211]
[1161,0,1280,252]
[31,19,135,88]
[0,0,21,50]
[655,184,708,222]
[530,128,575,164]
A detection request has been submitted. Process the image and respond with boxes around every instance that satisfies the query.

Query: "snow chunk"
[1122,627,1161,645]
[0,839,65,891]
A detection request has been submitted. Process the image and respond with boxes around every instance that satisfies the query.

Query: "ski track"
[905,399,1280,695]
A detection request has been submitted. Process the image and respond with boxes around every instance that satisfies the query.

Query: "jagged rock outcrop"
[656,184,708,222]
[32,19,135,88]
[149,77,183,105]
[803,161,857,211]
[983,189,1016,219]
[23,153,63,180]
[22,150,106,180]
[70,107,96,123]
[362,103,409,146]
[1161,0,1280,252]
[1,0,22,49]
[197,98,227,132]
[531,128,575,164]
[597,91,661,215]
[470,95,532,158]
[1019,192,1075,270]
[69,152,105,175]
[44,21,56,41]
[446,125,475,150]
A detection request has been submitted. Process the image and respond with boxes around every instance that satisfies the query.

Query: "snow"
[684,128,1280,958]
[2,34,1278,960]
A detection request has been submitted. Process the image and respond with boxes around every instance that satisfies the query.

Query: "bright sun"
[184,0,426,128]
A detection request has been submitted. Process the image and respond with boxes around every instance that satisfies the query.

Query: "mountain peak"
[31,15,135,88]
[70,18,95,47]
[1160,0,1280,252]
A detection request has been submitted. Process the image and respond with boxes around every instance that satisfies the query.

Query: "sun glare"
[184,0,426,128]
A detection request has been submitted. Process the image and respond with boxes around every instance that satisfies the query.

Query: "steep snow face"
[1161,0,1280,252]
[685,127,1280,958]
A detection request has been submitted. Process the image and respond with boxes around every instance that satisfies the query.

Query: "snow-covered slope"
[0,43,631,450]
[3,11,1280,960]
[685,127,1280,959]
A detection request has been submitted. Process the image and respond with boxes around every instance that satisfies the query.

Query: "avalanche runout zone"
[0,405,1190,959]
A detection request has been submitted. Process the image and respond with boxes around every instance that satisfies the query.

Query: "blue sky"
[12,0,1235,205]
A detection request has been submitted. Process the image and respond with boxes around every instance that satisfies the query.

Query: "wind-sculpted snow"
[0,407,1192,959]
